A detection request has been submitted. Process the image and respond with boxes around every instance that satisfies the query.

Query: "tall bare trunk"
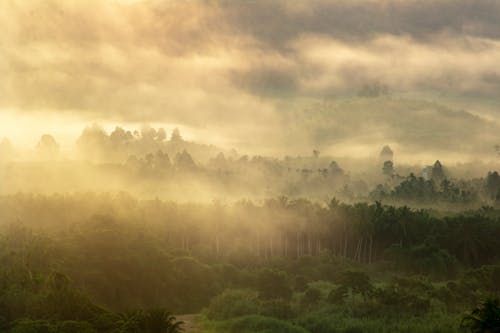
[369,234,373,264]
[296,231,300,258]
[343,220,348,258]
[257,231,261,257]
[284,234,288,257]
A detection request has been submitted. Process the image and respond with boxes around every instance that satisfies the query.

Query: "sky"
[2,0,500,161]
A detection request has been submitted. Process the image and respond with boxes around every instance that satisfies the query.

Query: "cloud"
[2,0,500,159]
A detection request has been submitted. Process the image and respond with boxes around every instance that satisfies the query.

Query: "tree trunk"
[257,231,261,257]
[369,234,373,264]
[284,234,288,257]
[296,231,300,258]
[343,220,348,258]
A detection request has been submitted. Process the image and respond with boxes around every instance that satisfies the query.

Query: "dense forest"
[2,124,500,332]
[0,190,499,332]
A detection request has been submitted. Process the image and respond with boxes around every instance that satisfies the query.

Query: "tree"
[145,309,184,333]
[257,269,292,301]
[110,126,133,146]
[9,319,54,333]
[431,160,445,182]
[170,128,183,142]
[382,160,394,177]
[379,145,393,162]
[116,310,146,333]
[141,126,157,141]
[329,161,344,176]
[175,150,196,171]
[461,298,500,332]
[301,287,322,307]
[76,124,109,161]
[486,171,500,202]
[337,271,373,303]
[156,128,167,142]
[36,134,59,160]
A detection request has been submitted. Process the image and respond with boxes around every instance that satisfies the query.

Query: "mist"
[3,0,500,160]
[2,1,500,333]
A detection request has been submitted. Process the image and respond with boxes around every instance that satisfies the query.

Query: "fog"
[3,3,500,331]
[2,0,500,160]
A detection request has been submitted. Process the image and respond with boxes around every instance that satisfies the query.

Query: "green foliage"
[171,256,218,312]
[260,299,295,320]
[298,307,461,333]
[1,193,500,332]
[327,286,348,305]
[386,243,458,278]
[293,275,308,292]
[463,265,500,296]
[144,309,183,333]
[373,286,431,317]
[56,321,96,333]
[228,315,308,333]
[257,269,292,301]
[461,298,500,332]
[336,271,374,302]
[9,319,54,333]
[205,289,260,320]
[301,287,322,307]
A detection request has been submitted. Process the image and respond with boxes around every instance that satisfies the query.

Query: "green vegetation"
[0,193,499,331]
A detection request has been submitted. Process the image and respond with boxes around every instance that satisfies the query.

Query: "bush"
[299,314,340,333]
[260,299,295,319]
[294,275,308,292]
[257,269,292,301]
[327,286,348,304]
[461,298,500,332]
[373,286,430,316]
[301,287,322,307]
[205,289,260,320]
[57,321,96,333]
[9,319,55,333]
[228,315,308,333]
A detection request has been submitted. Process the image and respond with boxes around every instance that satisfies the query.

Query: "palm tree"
[461,298,500,332]
[145,308,184,333]
[338,271,374,304]
[117,310,146,333]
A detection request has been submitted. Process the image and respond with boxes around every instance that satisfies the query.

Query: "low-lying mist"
[1,116,500,209]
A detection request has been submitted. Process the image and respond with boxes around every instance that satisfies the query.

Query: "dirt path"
[176,314,201,332]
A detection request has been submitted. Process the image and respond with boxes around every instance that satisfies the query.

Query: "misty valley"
[3,0,500,332]
[0,123,500,333]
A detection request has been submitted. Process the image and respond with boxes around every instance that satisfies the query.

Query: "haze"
[2,2,500,333]
[2,0,500,161]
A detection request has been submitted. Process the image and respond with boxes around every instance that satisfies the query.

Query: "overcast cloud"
[2,0,500,159]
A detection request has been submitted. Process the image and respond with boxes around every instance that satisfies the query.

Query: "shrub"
[260,299,295,319]
[229,315,308,333]
[257,269,292,301]
[373,286,430,316]
[301,287,322,307]
[9,319,55,333]
[205,289,260,320]
[57,321,96,333]
[327,286,348,304]
[461,298,500,332]
[294,275,308,292]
